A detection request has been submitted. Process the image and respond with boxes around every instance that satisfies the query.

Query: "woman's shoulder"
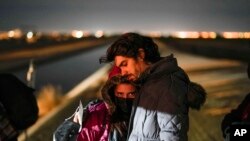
[82,100,110,128]
[87,100,107,113]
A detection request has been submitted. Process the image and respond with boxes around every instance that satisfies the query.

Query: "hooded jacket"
[128,54,206,141]
[77,101,110,141]
[77,100,130,141]
[77,73,133,141]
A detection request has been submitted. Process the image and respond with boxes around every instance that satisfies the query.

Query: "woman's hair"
[101,75,137,115]
[101,75,138,138]
[100,32,161,64]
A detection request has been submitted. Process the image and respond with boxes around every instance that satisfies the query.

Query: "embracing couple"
[54,32,206,141]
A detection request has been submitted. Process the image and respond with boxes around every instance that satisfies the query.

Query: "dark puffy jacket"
[128,54,206,141]
[0,73,38,141]
[0,73,38,130]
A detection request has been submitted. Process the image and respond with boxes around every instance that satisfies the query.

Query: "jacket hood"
[138,54,207,110]
[187,82,206,110]
[148,54,179,76]
[137,54,179,83]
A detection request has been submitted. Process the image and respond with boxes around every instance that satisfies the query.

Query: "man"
[100,33,206,141]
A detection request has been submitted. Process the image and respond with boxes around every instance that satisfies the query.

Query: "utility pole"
[26,59,36,88]
[24,59,36,141]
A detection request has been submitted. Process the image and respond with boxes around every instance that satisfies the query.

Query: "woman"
[75,74,138,141]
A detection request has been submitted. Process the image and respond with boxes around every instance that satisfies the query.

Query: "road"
[19,39,250,141]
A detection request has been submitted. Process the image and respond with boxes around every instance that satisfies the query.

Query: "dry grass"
[36,84,63,117]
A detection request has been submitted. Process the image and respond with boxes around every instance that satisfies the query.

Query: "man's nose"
[121,69,127,76]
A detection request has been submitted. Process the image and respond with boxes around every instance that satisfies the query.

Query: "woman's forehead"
[115,83,135,90]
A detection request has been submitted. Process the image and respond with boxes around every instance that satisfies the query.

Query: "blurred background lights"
[71,30,83,38]
[95,30,104,38]
[27,31,34,39]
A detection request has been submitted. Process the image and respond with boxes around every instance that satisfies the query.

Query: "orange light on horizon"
[8,30,15,38]
[200,32,217,39]
[26,31,37,43]
[201,32,210,39]
[171,31,218,39]
[209,32,217,39]
[82,31,91,37]
[95,30,104,38]
[27,31,34,39]
[244,32,250,38]
[147,31,162,38]
[172,31,199,39]
[71,30,83,38]
[222,32,250,39]
[7,29,22,39]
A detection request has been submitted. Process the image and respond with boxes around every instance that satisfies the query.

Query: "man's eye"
[121,62,127,67]
[117,93,123,96]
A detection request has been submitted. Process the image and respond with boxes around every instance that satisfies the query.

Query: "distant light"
[172,31,199,39]
[178,32,188,38]
[51,31,60,38]
[148,31,162,38]
[82,31,91,37]
[200,32,217,39]
[190,32,199,38]
[71,30,83,38]
[201,32,209,39]
[27,31,34,39]
[8,30,15,38]
[244,32,250,38]
[95,30,104,38]
[222,32,250,39]
[239,32,244,38]
[209,32,217,39]
[223,32,240,39]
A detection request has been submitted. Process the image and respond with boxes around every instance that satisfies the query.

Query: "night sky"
[1,0,250,34]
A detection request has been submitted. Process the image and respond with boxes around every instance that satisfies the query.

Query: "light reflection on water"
[13,45,108,93]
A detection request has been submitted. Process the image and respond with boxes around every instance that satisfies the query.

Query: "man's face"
[114,83,136,99]
[115,56,142,80]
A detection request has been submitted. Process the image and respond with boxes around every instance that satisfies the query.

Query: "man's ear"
[138,48,145,61]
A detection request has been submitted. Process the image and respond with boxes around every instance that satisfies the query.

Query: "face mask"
[115,97,134,115]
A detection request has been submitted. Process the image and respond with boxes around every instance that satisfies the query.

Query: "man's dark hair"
[100,32,161,63]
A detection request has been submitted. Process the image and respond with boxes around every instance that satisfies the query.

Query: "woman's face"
[114,83,136,99]
[114,83,136,115]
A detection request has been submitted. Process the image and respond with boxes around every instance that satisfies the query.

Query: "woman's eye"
[128,92,136,97]
[116,93,123,96]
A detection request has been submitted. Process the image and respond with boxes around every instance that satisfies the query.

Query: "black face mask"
[115,97,134,115]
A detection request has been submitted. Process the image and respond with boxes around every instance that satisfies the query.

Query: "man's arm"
[157,112,181,141]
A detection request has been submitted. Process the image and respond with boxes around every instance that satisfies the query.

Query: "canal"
[12,45,108,93]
